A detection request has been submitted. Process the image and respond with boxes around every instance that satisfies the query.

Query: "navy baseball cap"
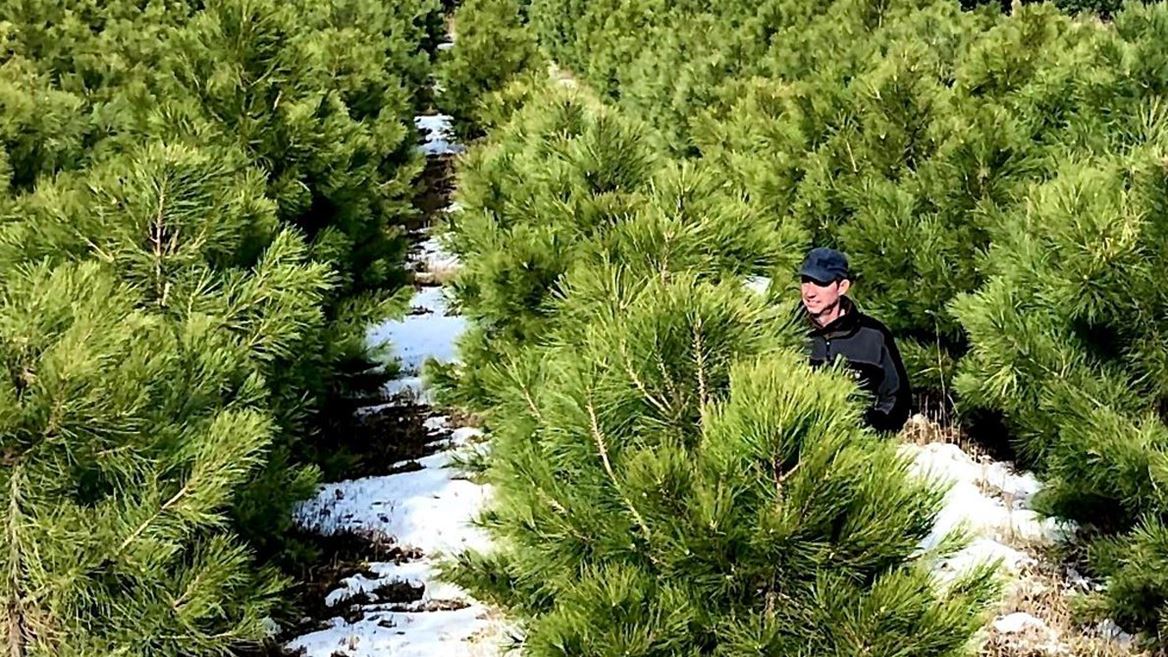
[799,247,850,284]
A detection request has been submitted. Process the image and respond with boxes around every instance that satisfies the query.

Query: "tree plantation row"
[431,0,1168,653]
[2,0,1168,654]
[0,0,448,653]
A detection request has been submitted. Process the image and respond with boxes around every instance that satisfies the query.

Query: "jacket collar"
[805,295,861,337]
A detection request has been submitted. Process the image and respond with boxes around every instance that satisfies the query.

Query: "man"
[798,247,911,434]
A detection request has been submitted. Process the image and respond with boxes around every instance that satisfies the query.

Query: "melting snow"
[286,606,499,657]
[287,117,508,654]
[416,114,465,156]
[293,443,491,556]
[994,612,1049,634]
[906,441,1074,561]
[907,440,1063,581]
[414,232,462,275]
[324,560,465,609]
[367,285,467,382]
[900,431,1102,652]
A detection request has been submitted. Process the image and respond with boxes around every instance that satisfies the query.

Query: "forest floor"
[275,114,516,657]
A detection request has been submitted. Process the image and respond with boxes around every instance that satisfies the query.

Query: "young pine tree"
[0,142,334,560]
[0,261,285,656]
[449,263,997,657]
[434,83,806,410]
[436,0,543,139]
[953,142,1168,641]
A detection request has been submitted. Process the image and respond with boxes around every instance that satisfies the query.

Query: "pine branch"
[116,483,189,558]
[6,466,27,657]
[150,177,171,308]
[619,341,671,416]
[585,396,651,543]
[692,315,708,407]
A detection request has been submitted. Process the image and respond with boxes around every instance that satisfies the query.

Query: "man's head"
[799,247,851,322]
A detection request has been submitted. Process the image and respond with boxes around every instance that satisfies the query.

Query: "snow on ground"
[287,606,498,657]
[416,114,465,156]
[323,560,466,609]
[903,437,1074,584]
[365,284,467,405]
[413,231,462,275]
[294,436,491,555]
[286,122,509,655]
[895,425,1142,654]
[289,274,505,656]
[908,440,1073,556]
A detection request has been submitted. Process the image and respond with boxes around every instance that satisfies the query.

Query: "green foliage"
[0,261,287,656]
[446,239,997,657]
[1,0,442,295]
[952,141,1168,639]
[519,0,1168,400]
[0,0,443,651]
[439,82,998,656]
[437,0,544,138]
[434,82,806,410]
[448,0,1168,645]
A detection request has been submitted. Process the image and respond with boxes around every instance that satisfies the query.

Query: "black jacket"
[803,297,911,433]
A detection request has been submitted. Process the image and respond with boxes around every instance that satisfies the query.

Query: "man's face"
[800,277,849,317]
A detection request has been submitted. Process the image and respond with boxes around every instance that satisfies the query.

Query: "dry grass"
[980,555,1152,657]
[901,407,994,460]
[413,263,460,286]
[900,414,1152,657]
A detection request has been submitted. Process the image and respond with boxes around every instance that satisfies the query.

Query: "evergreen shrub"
[438,82,999,656]
[522,0,1168,398]
[434,83,806,411]
[953,141,1168,640]
[451,267,998,657]
[0,0,444,651]
[436,0,543,139]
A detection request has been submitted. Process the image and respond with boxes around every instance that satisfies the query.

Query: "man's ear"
[838,278,852,295]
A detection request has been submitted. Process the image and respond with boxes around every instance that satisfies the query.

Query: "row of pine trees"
[432,0,1168,651]
[0,1,443,654]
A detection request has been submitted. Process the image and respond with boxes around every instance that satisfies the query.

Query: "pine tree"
[435,82,999,655]
[0,261,285,656]
[0,0,447,652]
[436,0,543,139]
[0,141,340,558]
[952,138,1168,639]
[434,83,807,409]
[448,260,996,657]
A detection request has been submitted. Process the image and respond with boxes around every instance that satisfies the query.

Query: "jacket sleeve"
[865,331,911,433]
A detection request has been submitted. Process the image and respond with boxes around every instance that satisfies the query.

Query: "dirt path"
[281,114,513,657]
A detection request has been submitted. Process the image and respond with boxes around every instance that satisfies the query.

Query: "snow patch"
[908,442,1073,551]
[413,234,462,274]
[293,449,492,556]
[367,287,467,379]
[904,441,1075,586]
[286,605,496,657]
[416,114,465,156]
[744,275,771,295]
[932,538,1034,582]
[324,560,466,609]
[1097,619,1136,646]
[994,612,1049,634]
[425,416,451,433]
